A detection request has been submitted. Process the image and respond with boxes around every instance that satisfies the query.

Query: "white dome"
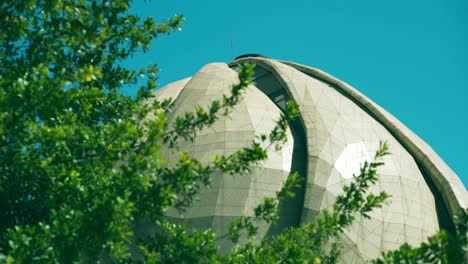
[152,57,467,262]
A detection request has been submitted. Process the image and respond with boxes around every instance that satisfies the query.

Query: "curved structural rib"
[230,57,467,218]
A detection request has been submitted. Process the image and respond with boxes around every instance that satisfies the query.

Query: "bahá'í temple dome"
[152,55,467,263]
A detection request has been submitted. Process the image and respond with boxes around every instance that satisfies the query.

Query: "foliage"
[220,142,391,264]
[0,0,298,262]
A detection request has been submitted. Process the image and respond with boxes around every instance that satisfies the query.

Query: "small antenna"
[230,38,234,60]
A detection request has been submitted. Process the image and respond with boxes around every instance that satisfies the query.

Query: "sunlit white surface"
[335,142,373,180]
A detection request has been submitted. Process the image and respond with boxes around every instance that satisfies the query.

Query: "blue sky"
[125,0,467,186]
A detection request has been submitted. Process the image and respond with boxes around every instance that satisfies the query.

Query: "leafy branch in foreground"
[140,99,301,253]
[372,209,467,264]
[137,142,392,263]
[130,90,300,263]
[216,100,301,243]
[214,100,299,175]
[223,142,391,263]
[227,172,301,244]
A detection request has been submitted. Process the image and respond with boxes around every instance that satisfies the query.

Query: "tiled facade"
[153,57,467,262]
